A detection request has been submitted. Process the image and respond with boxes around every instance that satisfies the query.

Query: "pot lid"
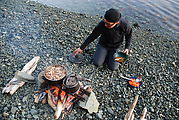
[44,65,67,81]
[68,53,84,64]
[64,74,79,88]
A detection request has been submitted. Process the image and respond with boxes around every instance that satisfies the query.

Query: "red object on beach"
[128,76,143,88]
[120,76,143,88]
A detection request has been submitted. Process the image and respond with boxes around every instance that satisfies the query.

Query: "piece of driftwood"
[42,96,47,104]
[140,107,147,120]
[54,100,63,119]
[124,95,139,120]
[2,56,40,95]
[47,89,67,119]
[47,90,57,111]
[34,92,47,103]
[78,91,99,114]
[34,94,40,103]
[130,113,134,120]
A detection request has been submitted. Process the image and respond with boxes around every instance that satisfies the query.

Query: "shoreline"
[0,0,178,119]
[31,0,179,38]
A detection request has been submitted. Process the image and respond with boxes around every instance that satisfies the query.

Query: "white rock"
[78,92,99,114]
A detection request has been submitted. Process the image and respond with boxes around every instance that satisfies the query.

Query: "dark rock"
[133,22,140,28]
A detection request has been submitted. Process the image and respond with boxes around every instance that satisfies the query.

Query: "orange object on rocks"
[120,75,143,88]
[128,76,143,88]
[129,80,141,87]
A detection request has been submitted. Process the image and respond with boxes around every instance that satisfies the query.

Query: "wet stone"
[107,107,114,114]
[3,112,9,117]
[97,110,103,119]
[11,107,18,114]
[150,107,155,112]
[4,107,8,111]
[33,115,39,119]
[86,113,93,119]
[26,114,32,119]
[30,109,38,115]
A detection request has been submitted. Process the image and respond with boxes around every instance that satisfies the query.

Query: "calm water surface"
[33,0,179,36]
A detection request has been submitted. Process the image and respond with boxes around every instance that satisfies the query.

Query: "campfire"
[2,57,148,120]
[34,65,99,119]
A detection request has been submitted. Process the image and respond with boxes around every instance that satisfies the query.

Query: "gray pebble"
[97,110,103,119]
[3,112,9,117]
[107,107,114,114]
[11,107,18,114]
[30,109,38,115]
[0,0,178,119]
[86,113,93,119]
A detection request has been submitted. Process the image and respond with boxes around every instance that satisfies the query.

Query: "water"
[33,0,179,37]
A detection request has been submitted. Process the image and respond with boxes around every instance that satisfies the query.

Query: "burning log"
[124,95,139,120]
[45,86,69,119]
[54,100,63,119]
[46,88,75,119]
[34,91,47,103]
[42,96,47,104]
[34,94,40,103]
[63,94,76,111]
[2,56,40,95]
[47,90,57,111]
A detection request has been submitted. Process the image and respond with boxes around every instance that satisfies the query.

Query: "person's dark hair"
[104,8,121,22]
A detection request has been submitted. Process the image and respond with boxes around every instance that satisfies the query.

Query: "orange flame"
[45,86,60,97]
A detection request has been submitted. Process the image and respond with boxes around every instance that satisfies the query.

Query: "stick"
[124,95,139,120]
[2,56,40,95]
[140,107,147,120]
[120,75,138,82]
[130,113,134,120]
[120,75,131,81]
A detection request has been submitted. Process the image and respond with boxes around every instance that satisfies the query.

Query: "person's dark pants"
[93,44,120,71]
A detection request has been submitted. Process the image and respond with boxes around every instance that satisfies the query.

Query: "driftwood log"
[130,113,134,120]
[140,107,147,120]
[54,100,63,119]
[47,90,57,111]
[47,89,66,119]
[2,56,40,95]
[124,95,139,120]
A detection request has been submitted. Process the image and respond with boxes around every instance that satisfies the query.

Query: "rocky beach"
[0,0,178,119]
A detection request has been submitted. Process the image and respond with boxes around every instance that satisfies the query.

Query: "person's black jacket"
[80,18,132,50]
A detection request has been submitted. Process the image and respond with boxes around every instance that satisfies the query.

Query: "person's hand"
[122,49,129,55]
[73,48,83,55]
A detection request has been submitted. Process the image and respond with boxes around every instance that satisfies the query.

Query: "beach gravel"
[0,0,178,119]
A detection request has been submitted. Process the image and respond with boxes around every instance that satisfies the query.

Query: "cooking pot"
[63,74,80,94]
[44,64,67,81]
